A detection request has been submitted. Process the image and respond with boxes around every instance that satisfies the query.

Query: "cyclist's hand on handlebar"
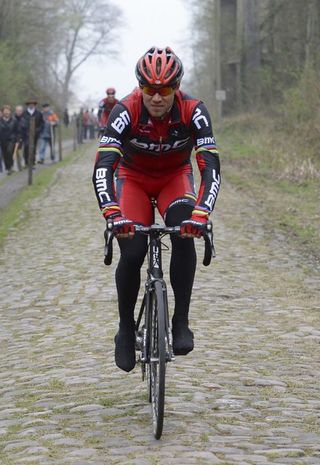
[107,214,135,239]
[180,211,209,238]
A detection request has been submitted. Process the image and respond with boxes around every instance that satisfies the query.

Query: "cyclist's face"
[142,90,175,118]
[107,94,115,102]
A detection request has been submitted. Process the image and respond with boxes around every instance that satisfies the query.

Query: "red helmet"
[106,87,116,94]
[135,46,184,87]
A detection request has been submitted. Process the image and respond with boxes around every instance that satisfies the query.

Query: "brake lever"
[104,220,114,265]
[203,221,216,266]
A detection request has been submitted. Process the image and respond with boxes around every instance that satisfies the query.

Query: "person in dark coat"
[0,105,18,175]
[13,105,27,171]
[23,98,44,166]
[63,108,69,127]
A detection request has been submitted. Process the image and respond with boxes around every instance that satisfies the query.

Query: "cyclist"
[97,87,119,137]
[93,47,221,372]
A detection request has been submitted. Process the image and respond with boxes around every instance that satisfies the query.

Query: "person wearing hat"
[23,98,44,167]
[38,103,59,163]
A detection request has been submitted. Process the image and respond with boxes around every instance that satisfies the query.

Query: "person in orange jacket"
[38,103,59,163]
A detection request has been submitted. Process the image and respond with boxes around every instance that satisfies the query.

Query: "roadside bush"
[281,68,320,130]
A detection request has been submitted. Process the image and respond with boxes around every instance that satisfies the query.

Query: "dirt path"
[0,144,319,465]
[0,139,74,210]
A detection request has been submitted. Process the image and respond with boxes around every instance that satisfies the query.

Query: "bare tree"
[184,0,216,102]
[0,0,122,107]
[51,0,122,106]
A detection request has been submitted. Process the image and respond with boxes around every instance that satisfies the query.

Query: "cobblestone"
[0,143,320,464]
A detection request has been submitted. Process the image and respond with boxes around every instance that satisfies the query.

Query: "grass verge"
[217,113,320,261]
[0,144,89,247]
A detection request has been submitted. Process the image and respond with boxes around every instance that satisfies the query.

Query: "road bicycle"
[104,205,215,439]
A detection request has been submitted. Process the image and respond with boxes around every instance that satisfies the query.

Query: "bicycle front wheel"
[148,280,166,439]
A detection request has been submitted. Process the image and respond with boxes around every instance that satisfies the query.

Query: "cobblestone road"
[1,144,319,465]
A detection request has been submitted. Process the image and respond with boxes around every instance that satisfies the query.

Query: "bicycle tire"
[148,280,166,439]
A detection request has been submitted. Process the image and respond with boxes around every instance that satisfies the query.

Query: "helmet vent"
[136,46,184,87]
[156,58,162,76]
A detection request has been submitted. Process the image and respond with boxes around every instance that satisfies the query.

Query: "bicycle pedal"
[135,330,143,350]
[166,352,175,362]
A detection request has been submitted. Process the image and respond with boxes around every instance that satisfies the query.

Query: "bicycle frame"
[135,225,178,365]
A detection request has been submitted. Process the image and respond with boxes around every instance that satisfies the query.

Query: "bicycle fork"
[135,231,175,365]
[136,281,174,362]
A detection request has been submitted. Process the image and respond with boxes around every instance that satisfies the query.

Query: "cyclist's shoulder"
[175,90,203,122]
[116,88,142,123]
[120,88,141,108]
[177,89,202,103]
[99,97,107,107]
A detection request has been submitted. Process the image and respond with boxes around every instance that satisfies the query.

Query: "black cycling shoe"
[114,329,136,372]
[172,324,194,355]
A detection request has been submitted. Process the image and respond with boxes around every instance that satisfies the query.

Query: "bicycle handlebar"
[104,221,215,267]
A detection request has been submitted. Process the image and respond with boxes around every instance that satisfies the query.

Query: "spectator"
[23,98,44,167]
[13,105,27,171]
[38,103,59,164]
[63,108,69,127]
[88,108,97,139]
[0,105,17,175]
[76,109,83,144]
[82,109,90,140]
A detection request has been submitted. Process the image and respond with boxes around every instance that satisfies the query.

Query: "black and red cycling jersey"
[93,87,220,219]
[97,97,119,128]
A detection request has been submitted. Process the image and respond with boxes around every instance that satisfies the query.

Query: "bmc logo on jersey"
[204,169,220,210]
[111,110,130,134]
[192,108,209,129]
[130,137,189,152]
[100,136,121,145]
[95,168,111,204]
[196,136,216,147]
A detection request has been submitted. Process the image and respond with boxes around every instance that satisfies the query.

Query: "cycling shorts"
[115,164,196,225]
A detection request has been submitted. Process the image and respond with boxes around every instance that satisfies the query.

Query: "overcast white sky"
[75,0,190,108]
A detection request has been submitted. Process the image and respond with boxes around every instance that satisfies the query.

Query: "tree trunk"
[243,0,261,105]
[305,0,319,70]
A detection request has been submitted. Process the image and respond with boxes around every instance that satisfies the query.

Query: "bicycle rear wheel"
[148,280,166,439]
